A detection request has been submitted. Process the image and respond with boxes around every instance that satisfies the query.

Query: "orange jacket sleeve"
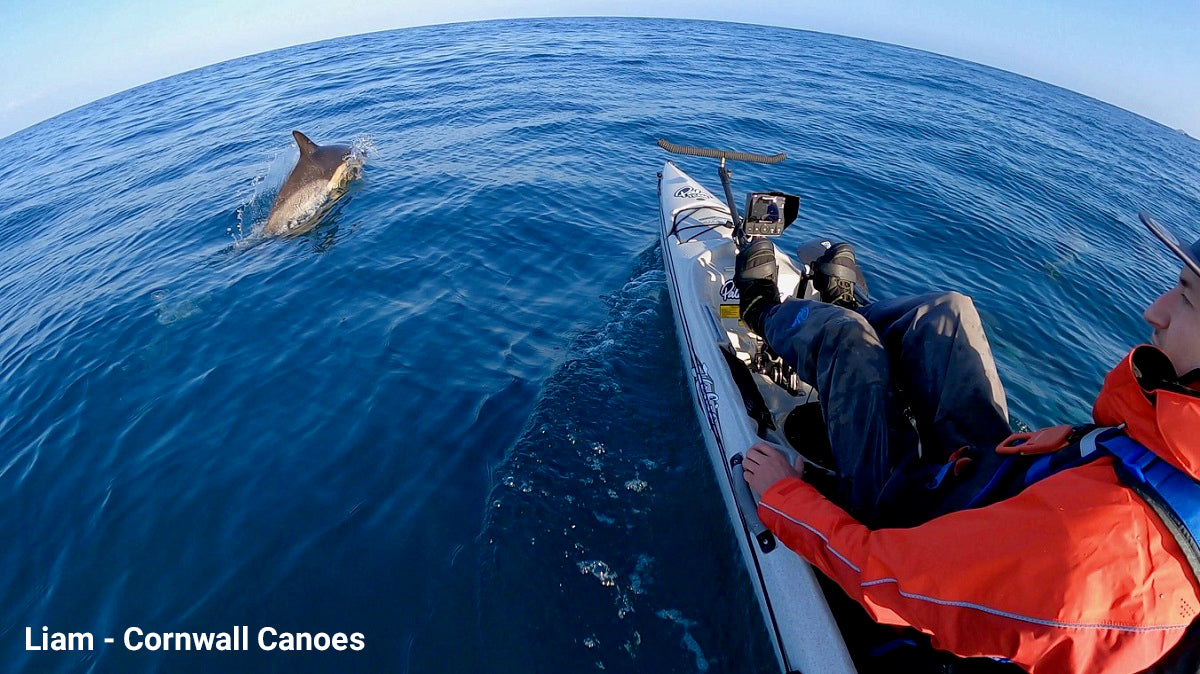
[757,472,1194,674]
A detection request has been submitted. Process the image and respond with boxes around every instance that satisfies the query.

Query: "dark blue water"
[1,17,1198,673]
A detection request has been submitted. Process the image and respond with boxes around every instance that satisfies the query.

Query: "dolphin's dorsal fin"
[292,131,318,156]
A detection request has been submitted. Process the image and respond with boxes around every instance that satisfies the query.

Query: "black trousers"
[760,291,1015,527]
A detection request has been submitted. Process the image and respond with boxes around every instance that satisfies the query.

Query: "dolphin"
[264,131,364,236]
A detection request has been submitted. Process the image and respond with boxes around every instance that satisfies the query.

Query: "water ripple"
[0,16,1197,674]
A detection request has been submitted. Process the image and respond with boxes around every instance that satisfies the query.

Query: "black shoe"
[735,238,780,334]
[813,243,868,309]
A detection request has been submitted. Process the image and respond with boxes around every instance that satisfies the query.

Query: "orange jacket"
[758,346,1200,673]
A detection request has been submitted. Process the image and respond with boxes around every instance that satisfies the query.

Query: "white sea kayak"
[657,154,856,673]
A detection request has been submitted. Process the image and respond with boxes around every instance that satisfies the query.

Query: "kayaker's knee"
[824,310,881,354]
[932,291,975,316]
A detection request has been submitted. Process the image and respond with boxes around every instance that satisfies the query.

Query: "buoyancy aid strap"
[1101,434,1200,584]
[996,425,1076,455]
[1020,426,1111,485]
[957,427,1093,510]
[964,426,1123,510]
[1077,426,1108,458]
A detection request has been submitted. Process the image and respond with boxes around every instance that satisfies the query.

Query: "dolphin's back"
[265,131,361,236]
[284,131,351,187]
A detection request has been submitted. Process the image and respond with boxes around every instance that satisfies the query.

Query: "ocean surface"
[1,17,1198,674]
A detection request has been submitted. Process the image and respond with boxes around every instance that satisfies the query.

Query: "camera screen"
[747,194,785,223]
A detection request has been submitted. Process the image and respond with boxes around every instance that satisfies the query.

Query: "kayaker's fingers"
[744,441,804,494]
[746,441,775,461]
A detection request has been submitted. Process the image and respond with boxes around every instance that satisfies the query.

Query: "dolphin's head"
[264,130,366,237]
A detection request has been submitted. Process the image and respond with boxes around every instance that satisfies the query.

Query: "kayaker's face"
[1144,267,1200,376]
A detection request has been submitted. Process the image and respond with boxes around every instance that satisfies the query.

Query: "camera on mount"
[743,192,800,236]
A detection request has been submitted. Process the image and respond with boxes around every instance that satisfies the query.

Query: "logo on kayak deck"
[720,280,740,302]
[694,362,720,432]
[674,186,714,201]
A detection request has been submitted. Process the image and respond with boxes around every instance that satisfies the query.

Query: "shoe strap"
[816,261,859,282]
[828,279,858,308]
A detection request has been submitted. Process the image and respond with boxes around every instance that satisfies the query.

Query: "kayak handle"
[658,139,786,165]
[730,454,778,553]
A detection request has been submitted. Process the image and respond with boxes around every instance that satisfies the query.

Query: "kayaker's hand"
[743,441,803,498]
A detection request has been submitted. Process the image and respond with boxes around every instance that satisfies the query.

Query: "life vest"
[891,427,1200,673]
[1002,427,1200,673]
[1104,432,1200,583]
[987,425,1200,582]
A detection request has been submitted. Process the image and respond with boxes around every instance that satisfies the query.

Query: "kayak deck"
[658,160,855,673]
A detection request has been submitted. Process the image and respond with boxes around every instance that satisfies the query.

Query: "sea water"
[1,17,1198,673]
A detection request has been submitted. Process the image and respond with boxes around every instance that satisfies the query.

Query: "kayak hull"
[658,160,855,673]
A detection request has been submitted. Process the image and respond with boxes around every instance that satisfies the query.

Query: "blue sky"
[1,0,1197,140]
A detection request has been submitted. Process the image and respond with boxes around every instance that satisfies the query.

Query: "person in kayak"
[735,218,1200,674]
